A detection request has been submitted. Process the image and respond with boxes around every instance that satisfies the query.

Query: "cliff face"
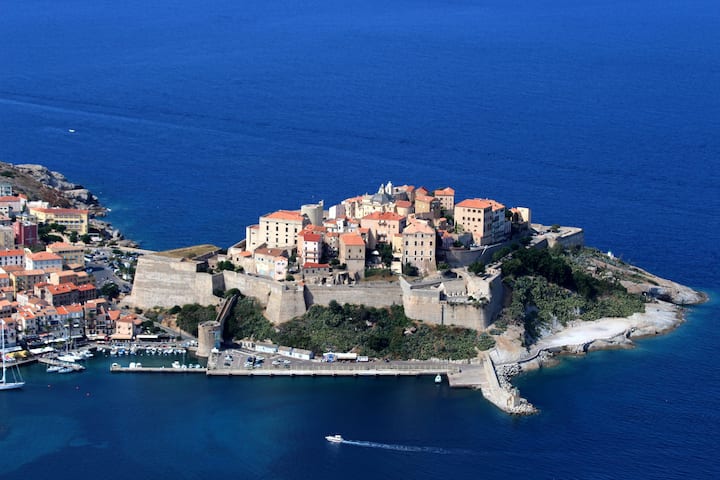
[0,162,104,213]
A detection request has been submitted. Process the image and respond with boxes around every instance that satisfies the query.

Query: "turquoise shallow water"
[1,0,719,478]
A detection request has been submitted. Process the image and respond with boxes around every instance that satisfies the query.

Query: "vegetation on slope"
[499,246,645,343]
[220,298,493,360]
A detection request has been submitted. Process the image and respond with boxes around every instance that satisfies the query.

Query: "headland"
[0,165,706,415]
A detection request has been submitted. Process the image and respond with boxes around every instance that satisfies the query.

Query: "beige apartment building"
[402,220,437,275]
[454,198,510,246]
[434,187,455,212]
[252,210,309,250]
[29,207,89,234]
[360,211,406,249]
[339,233,366,280]
[47,242,85,267]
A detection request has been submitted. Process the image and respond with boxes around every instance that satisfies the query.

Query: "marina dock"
[38,357,86,371]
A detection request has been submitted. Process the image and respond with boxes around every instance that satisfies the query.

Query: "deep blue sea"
[1,0,719,478]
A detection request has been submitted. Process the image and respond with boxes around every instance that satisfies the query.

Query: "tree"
[80,234,92,244]
[69,231,78,243]
[468,260,485,275]
[402,262,419,277]
[100,282,120,299]
[285,274,295,281]
[217,260,236,271]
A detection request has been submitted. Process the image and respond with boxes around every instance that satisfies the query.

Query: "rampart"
[128,255,222,308]
[129,256,503,328]
[304,283,403,309]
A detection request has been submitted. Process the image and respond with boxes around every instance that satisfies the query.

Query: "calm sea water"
[1,1,719,478]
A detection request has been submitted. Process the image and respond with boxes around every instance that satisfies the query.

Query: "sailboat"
[1,320,24,390]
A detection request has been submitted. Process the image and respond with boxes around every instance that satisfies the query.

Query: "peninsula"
[123,181,705,414]
[0,165,705,415]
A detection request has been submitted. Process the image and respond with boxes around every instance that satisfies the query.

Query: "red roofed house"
[454,198,510,245]
[434,187,456,212]
[25,251,63,273]
[43,283,79,306]
[360,211,407,249]
[77,284,98,303]
[113,314,143,340]
[339,233,366,280]
[0,249,25,267]
[301,262,330,283]
[414,194,442,219]
[297,230,323,265]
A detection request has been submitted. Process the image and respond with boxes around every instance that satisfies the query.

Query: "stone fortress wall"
[128,227,582,329]
[127,255,223,308]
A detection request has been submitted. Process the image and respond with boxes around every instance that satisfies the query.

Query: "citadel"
[128,182,584,330]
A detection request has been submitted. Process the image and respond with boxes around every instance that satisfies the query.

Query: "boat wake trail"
[341,440,464,455]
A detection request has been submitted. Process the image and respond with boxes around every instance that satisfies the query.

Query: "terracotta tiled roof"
[340,233,365,247]
[29,252,62,261]
[434,187,455,196]
[302,262,330,269]
[456,198,506,210]
[362,211,405,221]
[263,210,305,222]
[30,207,89,215]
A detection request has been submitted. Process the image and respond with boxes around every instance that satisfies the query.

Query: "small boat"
[46,365,63,373]
[57,366,74,374]
[434,374,442,384]
[325,434,344,443]
[172,361,181,369]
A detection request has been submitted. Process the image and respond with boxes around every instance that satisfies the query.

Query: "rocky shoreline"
[1,162,139,247]
[486,270,707,414]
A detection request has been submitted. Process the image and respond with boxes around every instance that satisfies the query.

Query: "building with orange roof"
[25,250,63,272]
[113,314,143,340]
[29,207,89,234]
[434,187,456,212]
[402,220,437,275]
[414,194,442,219]
[0,249,25,267]
[251,210,310,251]
[47,242,85,267]
[43,283,79,306]
[339,233,366,280]
[297,230,322,265]
[395,199,414,218]
[10,269,47,292]
[360,211,407,249]
[301,262,331,283]
[77,284,98,303]
[454,198,510,245]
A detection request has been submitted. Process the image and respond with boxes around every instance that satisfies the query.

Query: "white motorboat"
[325,434,344,443]
[434,374,442,384]
[1,320,24,390]
[46,365,63,373]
